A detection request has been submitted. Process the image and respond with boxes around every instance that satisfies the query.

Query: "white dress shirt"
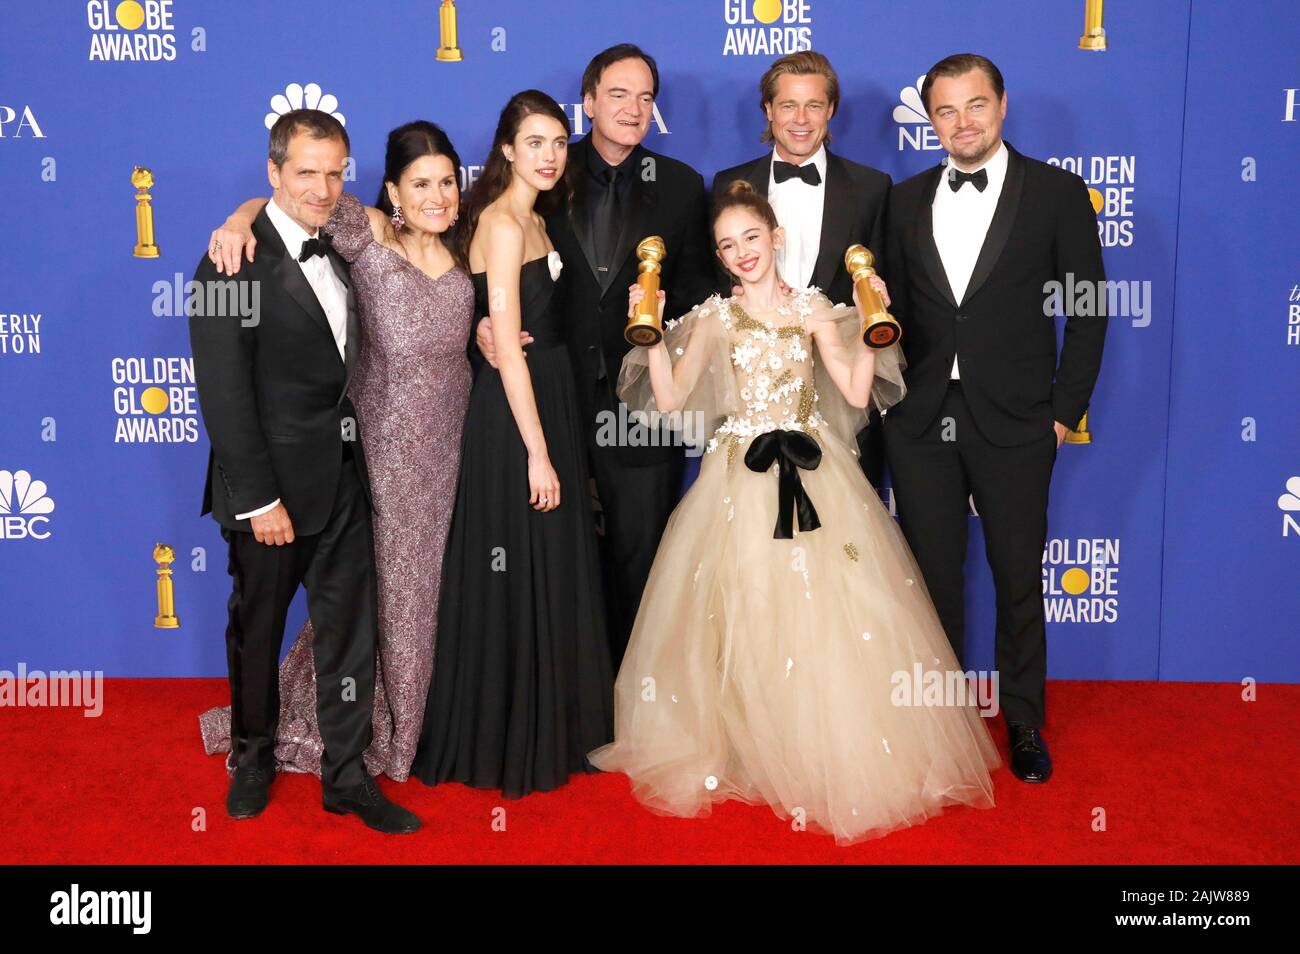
[931,140,1008,379]
[234,198,350,521]
[767,144,827,291]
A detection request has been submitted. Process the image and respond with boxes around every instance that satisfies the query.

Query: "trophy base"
[134,245,160,258]
[1078,32,1107,51]
[436,48,463,62]
[1064,431,1092,445]
[863,318,901,350]
[154,616,179,629]
[625,324,663,348]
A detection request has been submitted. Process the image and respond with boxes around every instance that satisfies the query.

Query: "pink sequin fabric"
[199,192,474,780]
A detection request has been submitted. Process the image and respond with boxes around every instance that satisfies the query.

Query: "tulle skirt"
[588,425,1001,844]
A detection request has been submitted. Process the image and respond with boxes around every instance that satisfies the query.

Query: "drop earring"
[390,204,405,230]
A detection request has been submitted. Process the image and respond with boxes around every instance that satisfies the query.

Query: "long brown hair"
[460,90,572,253]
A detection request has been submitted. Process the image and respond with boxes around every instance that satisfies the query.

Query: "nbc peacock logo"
[264,83,346,130]
[893,76,942,152]
[722,0,813,56]
[0,470,54,541]
[1279,476,1300,537]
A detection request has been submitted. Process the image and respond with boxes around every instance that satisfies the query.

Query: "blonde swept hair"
[758,50,840,144]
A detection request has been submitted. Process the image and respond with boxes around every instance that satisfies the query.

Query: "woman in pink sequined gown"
[198,121,474,780]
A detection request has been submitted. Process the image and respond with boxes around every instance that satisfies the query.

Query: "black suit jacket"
[546,134,714,464]
[188,205,373,536]
[884,142,1107,447]
[711,146,892,304]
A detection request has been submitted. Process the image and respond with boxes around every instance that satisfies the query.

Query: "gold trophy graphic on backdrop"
[1065,411,1092,444]
[625,236,667,347]
[844,244,901,349]
[1079,0,1107,50]
[132,165,159,258]
[153,543,179,629]
[436,0,463,62]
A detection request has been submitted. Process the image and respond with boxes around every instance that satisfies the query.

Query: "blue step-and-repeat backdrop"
[0,1,1296,681]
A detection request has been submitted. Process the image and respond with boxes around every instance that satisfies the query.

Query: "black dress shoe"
[226,765,273,819]
[1007,722,1053,783]
[323,775,421,834]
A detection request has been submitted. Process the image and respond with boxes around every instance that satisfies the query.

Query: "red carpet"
[2,679,1297,864]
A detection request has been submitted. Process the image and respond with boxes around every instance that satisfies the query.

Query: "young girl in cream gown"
[587,181,1000,845]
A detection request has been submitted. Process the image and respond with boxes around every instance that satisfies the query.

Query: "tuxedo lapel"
[917,165,959,308]
[810,151,853,292]
[255,207,344,368]
[960,143,1025,307]
[745,154,770,197]
[567,137,603,287]
[325,245,359,392]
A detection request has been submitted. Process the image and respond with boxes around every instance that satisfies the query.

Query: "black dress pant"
[586,383,685,668]
[220,450,377,792]
[855,406,886,489]
[884,381,1057,727]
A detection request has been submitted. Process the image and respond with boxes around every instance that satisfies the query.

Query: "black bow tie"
[773,160,822,187]
[298,235,332,261]
[947,167,988,192]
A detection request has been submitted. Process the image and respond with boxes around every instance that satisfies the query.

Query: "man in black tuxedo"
[189,110,419,833]
[477,45,714,664]
[883,55,1107,783]
[712,50,892,487]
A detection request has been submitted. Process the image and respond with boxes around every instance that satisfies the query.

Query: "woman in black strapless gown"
[412,91,613,798]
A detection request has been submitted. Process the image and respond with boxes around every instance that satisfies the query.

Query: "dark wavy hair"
[373,120,467,270]
[460,90,572,254]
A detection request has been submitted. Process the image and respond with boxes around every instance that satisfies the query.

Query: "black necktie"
[947,167,988,193]
[773,160,821,187]
[298,235,332,261]
[590,165,625,278]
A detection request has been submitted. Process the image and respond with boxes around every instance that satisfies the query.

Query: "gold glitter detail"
[726,435,738,468]
[771,369,792,391]
[775,324,805,339]
[843,543,859,561]
[797,385,814,424]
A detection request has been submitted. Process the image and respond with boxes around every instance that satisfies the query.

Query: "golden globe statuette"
[1065,411,1092,445]
[1079,0,1107,51]
[153,543,180,629]
[625,236,667,347]
[131,165,159,258]
[436,0,463,62]
[844,244,901,349]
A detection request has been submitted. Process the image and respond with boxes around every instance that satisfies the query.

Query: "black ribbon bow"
[773,160,822,187]
[744,430,823,540]
[947,167,988,192]
[298,234,333,261]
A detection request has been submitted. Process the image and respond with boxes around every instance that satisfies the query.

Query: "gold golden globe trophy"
[436,0,463,62]
[132,166,159,258]
[153,543,180,629]
[625,236,667,347]
[1065,411,1092,445]
[1079,0,1107,51]
[844,245,901,349]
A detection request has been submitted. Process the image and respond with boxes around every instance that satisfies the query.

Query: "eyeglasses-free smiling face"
[765,72,834,164]
[386,153,459,234]
[714,206,785,284]
[584,56,655,155]
[267,132,348,233]
[926,68,1007,170]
